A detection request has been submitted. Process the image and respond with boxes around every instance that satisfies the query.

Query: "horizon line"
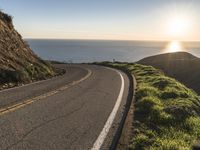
[24,38,200,42]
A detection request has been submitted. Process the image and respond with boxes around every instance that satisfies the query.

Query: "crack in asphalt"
[67,123,92,150]
[0,65,126,150]
[4,102,86,150]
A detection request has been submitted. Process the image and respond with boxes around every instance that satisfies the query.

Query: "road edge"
[91,68,125,150]
[0,68,92,116]
[93,64,136,150]
[109,67,136,150]
[116,75,137,150]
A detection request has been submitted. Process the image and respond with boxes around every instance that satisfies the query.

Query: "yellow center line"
[0,69,92,116]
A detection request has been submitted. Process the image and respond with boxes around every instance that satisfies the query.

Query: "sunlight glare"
[166,15,191,38]
[166,41,184,53]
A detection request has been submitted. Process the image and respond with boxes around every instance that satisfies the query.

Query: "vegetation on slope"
[100,62,200,150]
[0,11,56,89]
[138,51,200,94]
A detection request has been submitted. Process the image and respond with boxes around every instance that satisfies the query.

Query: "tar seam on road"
[0,69,92,116]
[91,70,125,150]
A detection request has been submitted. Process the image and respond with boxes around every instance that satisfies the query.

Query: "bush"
[0,69,30,84]
[0,11,13,25]
[136,85,159,100]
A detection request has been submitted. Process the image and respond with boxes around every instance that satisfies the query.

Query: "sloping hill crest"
[138,51,200,94]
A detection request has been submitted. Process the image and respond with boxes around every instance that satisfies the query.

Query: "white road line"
[91,70,125,150]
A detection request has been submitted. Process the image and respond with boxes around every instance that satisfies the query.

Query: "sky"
[0,0,200,41]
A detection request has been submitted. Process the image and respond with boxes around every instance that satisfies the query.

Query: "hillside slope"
[0,11,55,89]
[100,62,200,149]
[138,52,200,94]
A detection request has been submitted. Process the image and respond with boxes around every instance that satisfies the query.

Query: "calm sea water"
[27,39,200,63]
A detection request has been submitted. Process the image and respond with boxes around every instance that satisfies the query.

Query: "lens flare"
[165,41,184,53]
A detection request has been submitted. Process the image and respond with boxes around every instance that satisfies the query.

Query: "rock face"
[138,52,200,94]
[0,11,55,88]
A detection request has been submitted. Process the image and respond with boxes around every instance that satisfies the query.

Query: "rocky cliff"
[0,11,55,89]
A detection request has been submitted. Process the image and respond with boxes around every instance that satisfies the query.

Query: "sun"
[166,15,190,38]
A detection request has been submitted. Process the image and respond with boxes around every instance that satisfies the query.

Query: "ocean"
[27,39,200,63]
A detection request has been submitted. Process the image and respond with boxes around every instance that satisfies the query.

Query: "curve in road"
[91,69,124,150]
[0,68,92,116]
[0,64,130,150]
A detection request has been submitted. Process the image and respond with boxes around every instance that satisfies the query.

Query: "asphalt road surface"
[0,64,130,150]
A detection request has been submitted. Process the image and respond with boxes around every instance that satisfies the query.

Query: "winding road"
[0,64,130,150]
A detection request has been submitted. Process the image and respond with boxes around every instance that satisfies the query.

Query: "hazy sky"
[0,0,200,40]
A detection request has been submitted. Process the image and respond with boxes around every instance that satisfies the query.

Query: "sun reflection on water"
[165,41,185,53]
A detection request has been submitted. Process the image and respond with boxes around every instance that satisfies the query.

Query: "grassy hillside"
[138,52,200,94]
[100,62,200,149]
[0,11,56,89]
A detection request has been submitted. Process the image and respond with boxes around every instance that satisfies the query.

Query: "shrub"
[0,11,13,26]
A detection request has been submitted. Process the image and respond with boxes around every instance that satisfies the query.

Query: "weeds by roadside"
[98,62,200,150]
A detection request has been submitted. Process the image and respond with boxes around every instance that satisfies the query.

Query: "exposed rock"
[0,11,55,87]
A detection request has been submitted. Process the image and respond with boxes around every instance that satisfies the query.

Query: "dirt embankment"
[0,11,56,89]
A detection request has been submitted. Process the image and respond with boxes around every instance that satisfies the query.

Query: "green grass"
[98,62,200,150]
[0,61,58,89]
